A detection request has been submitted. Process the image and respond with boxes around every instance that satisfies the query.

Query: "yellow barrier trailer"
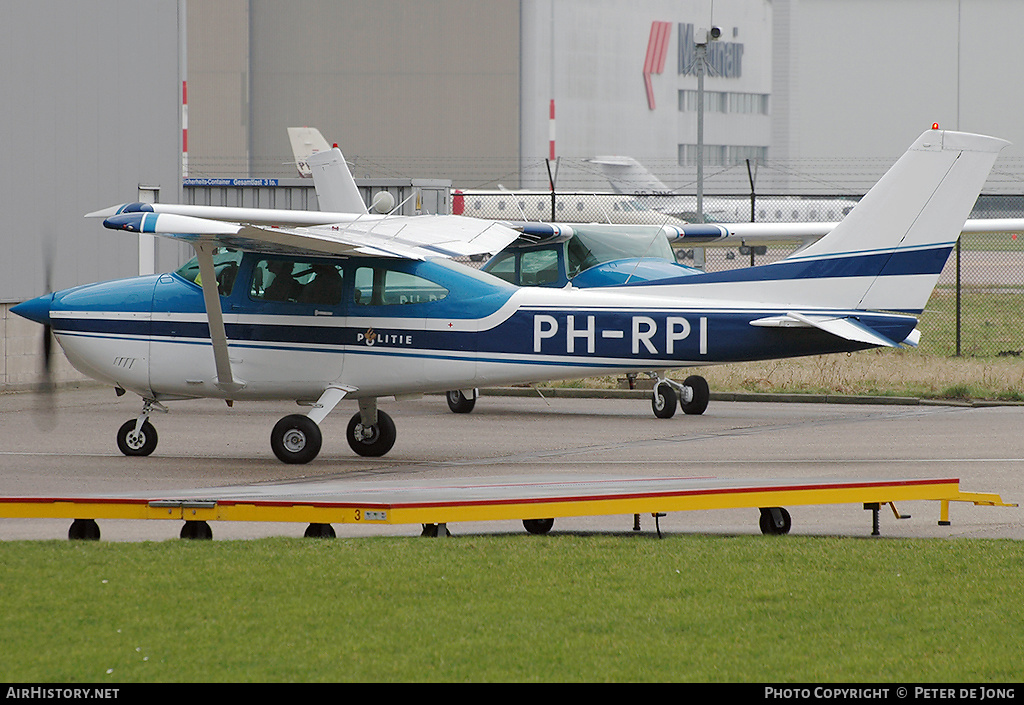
[0,475,1015,540]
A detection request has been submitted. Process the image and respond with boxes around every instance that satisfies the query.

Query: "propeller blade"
[34,242,57,428]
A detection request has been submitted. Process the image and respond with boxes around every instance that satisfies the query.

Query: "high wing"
[90,208,523,261]
[90,206,522,394]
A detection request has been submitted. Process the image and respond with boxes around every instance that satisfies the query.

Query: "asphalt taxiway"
[0,386,1020,541]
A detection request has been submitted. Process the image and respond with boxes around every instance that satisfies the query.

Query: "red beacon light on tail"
[932,123,940,130]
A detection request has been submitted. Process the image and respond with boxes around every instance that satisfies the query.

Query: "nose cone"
[11,293,54,326]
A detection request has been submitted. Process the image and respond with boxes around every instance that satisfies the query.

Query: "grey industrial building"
[4,0,1024,388]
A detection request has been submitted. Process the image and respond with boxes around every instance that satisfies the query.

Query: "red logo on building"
[643,21,672,110]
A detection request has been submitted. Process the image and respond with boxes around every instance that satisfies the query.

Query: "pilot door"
[149,253,348,400]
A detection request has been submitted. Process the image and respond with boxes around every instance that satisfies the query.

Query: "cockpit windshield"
[565,226,674,277]
[174,248,244,296]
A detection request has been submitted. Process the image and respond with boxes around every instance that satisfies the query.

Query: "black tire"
[652,384,677,418]
[271,414,323,464]
[346,410,397,457]
[68,519,100,541]
[180,520,213,540]
[304,523,336,538]
[523,518,555,535]
[446,390,476,414]
[420,523,452,537]
[681,375,710,415]
[759,507,792,535]
[117,419,158,457]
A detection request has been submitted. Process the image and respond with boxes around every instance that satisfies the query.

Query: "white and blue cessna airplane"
[11,128,1013,464]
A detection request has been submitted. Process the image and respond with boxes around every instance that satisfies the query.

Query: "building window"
[678,144,767,167]
[679,90,769,115]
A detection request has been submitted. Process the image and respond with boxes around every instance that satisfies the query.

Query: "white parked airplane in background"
[289,127,687,225]
[586,155,860,224]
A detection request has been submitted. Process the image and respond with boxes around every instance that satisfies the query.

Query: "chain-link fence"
[466,191,1024,359]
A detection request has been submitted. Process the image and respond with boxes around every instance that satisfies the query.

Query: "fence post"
[955,239,962,357]
[545,158,559,222]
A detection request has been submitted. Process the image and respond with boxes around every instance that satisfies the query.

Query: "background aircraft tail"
[587,155,672,194]
[287,127,368,214]
[306,148,368,215]
[287,127,332,178]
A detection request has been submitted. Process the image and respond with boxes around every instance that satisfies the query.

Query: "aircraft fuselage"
[31,250,917,405]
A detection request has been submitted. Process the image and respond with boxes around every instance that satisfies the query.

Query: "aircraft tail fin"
[287,127,332,178]
[286,127,368,214]
[307,147,368,215]
[587,156,672,195]
[780,128,1007,312]
[626,129,1007,315]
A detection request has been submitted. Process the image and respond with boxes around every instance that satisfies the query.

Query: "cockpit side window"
[353,266,449,306]
[486,251,518,285]
[174,248,243,296]
[250,259,344,306]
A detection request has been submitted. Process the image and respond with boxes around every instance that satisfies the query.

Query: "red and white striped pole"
[548,99,556,161]
[182,80,188,177]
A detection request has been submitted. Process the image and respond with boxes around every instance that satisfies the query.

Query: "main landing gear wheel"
[446,390,476,414]
[271,414,323,464]
[759,507,792,535]
[652,383,677,418]
[117,419,158,457]
[681,375,710,415]
[346,410,397,457]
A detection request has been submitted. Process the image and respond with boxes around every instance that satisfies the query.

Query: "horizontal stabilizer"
[750,312,904,348]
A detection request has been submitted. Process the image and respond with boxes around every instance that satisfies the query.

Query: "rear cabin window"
[250,259,344,306]
[353,266,449,306]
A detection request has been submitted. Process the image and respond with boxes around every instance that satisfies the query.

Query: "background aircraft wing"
[663,217,1024,246]
[98,211,523,260]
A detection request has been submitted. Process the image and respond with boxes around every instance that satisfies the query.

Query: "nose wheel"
[116,399,166,457]
[116,419,158,456]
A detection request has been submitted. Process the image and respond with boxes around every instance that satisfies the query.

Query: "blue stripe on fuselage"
[51,306,919,366]
[613,245,954,288]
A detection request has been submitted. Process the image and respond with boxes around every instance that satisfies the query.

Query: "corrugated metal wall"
[1,0,183,389]
[0,0,183,304]
[187,0,521,186]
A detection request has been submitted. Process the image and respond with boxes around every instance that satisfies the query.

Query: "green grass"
[920,290,1024,358]
[2,536,1023,682]
[958,232,1024,252]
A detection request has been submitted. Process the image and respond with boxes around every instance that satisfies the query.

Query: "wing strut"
[195,243,244,394]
